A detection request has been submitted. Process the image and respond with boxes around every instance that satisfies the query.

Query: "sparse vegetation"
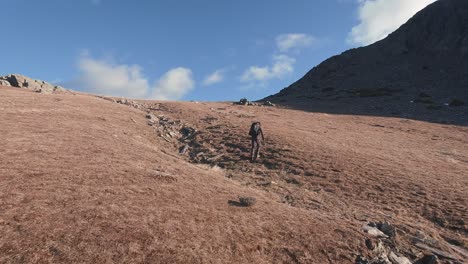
[418,92,431,98]
[349,88,401,97]
[427,105,442,110]
[414,92,436,105]
[238,196,257,207]
[449,99,465,107]
[321,87,334,92]
[415,97,436,104]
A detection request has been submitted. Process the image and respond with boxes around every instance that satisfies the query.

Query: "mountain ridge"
[264,0,468,125]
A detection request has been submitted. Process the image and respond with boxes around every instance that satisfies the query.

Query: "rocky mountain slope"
[264,0,468,125]
[1,85,467,263]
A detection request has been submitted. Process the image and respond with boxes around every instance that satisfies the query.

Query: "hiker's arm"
[260,129,264,141]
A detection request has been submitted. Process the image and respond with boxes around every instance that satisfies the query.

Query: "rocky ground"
[0,86,467,263]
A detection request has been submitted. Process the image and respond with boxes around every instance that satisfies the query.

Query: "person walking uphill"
[249,122,264,162]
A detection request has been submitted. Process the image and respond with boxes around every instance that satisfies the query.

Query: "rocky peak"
[264,0,468,125]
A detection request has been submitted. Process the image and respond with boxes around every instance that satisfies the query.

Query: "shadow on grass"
[228,200,249,207]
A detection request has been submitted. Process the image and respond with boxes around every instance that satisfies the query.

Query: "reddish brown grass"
[0,87,466,263]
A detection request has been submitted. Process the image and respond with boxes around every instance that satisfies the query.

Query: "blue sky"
[0,0,436,101]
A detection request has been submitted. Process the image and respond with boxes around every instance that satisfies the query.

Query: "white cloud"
[276,33,315,52]
[347,0,436,46]
[71,53,194,100]
[202,70,225,86]
[152,68,194,100]
[76,54,149,98]
[240,55,295,83]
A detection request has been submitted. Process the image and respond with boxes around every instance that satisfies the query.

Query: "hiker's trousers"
[251,137,261,160]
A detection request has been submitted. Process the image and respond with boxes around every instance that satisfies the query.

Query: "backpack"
[249,122,261,136]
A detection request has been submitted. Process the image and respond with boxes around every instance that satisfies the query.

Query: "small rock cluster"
[233,98,275,107]
[115,98,144,110]
[147,115,229,165]
[0,74,65,93]
[356,221,464,264]
[145,112,196,144]
[98,96,144,110]
[106,97,225,166]
[145,114,226,166]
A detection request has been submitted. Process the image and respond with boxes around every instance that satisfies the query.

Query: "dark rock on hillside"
[264,0,468,125]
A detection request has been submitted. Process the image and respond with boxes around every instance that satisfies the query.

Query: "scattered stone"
[180,126,196,138]
[206,154,224,162]
[447,243,468,260]
[372,239,388,256]
[415,254,439,264]
[355,255,369,264]
[168,131,178,138]
[282,195,296,205]
[0,79,11,86]
[388,251,411,264]
[378,222,396,239]
[414,243,457,260]
[179,145,189,155]
[365,238,375,250]
[263,101,275,106]
[365,222,396,239]
[160,135,171,142]
[117,98,127,104]
[145,113,155,120]
[374,256,392,264]
[363,224,389,238]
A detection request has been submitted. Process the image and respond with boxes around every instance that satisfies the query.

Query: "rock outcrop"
[0,74,66,93]
[264,0,468,125]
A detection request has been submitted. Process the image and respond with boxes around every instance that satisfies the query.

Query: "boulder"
[415,254,438,264]
[0,78,11,86]
[0,74,65,93]
[388,252,411,264]
[363,224,389,238]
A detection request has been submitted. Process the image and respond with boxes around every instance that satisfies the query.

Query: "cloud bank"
[348,0,436,46]
[77,55,149,98]
[276,33,315,52]
[71,53,194,100]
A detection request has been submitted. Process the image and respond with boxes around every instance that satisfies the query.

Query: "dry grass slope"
[0,86,467,263]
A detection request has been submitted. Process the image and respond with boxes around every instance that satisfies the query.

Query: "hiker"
[249,122,264,162]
